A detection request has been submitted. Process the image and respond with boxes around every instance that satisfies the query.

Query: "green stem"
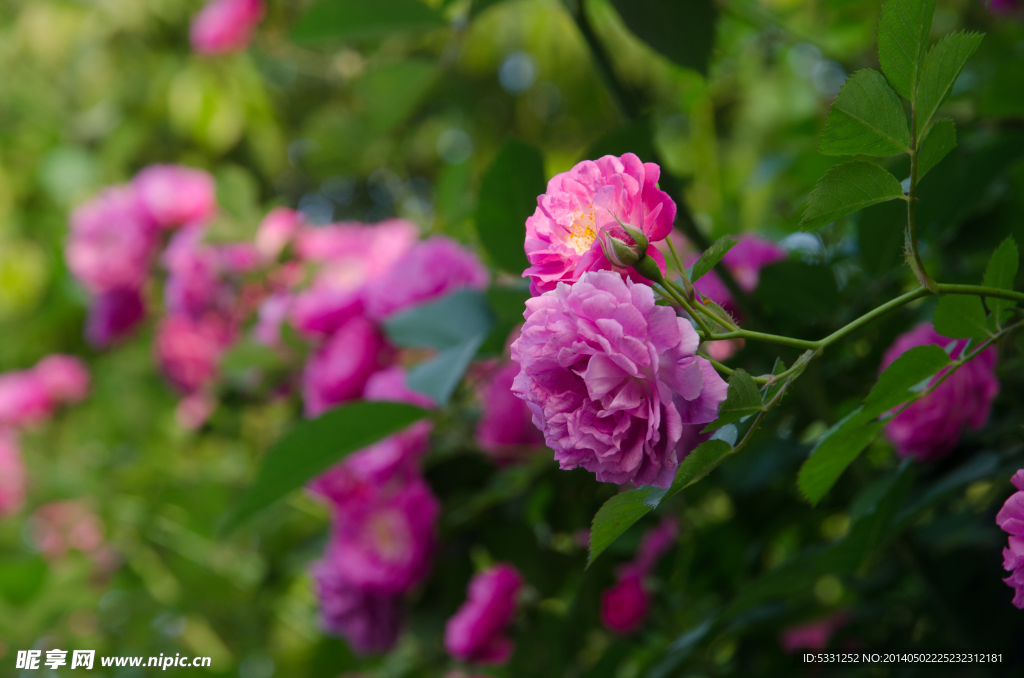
[906,107,938,292]
[707,329,819,350]
[657,283,716,338]
[936,284,1024,304]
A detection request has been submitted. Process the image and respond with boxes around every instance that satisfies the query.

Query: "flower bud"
[598,223,649,269]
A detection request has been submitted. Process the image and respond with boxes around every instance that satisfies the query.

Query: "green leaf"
[475,140,546,275]
[406,334,486,406]
[354,61,440,134]
[819,69,911,156]
[291,0,446,45]
[671,439,734,491]
[916,31,984,142]
[609,0,718,76]
[800,161,904,230]
[877,0,935,101]
[221,402,429,533]
[862,344,951,418]
[982,237,1019,324]
[383,289,495,350]
[933,294,990,342]
[691,235,737,283]
[917,118,956,179]
[798,413,884,506]
[702,370,762,432]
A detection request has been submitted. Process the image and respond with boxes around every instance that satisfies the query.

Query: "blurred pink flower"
[311,565,403,654]
[0,371,52,428]
[0,430,26,517]
[301,316,392,417]
[34,355,89,405]
[255,207,303,261]
[523,154,675,296]
[880,322,999,461]
[601,573,648,635]
[780,611,850,652]
[189,0,265,55]
[363,236,489,320]
[155,315,226,393]
[325,477,439,595]
[290,284,364,339]
[692,234,786,317]
[218,243,261,273]
[997,470,1024,608]
[253,292,292,346]
[987,0,1019,13]
[511,271,728,489]
[133,165,217,228]
[631,515,678,577]
[163,225,232,320]
[175,391,217,431]
[474,361,544,460]
[444,563,523,665]
[31,500,105,560]
[66,186,157,295]
[86,287,146,348]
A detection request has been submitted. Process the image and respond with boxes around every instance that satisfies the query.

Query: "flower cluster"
[600,516,677,634]
[445,563,523,665]
[997,470,1024,608]
[0,355,89,517]
[879,323,999,461]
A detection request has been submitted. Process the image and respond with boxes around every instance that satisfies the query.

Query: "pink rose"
[997,470,1024,608]
[780,611,850,652]
[175,392,217,431]
[880,323,999,461]
[444,564,523,665]
[311,565,403,654]
[66,186,157,294]
[301,316,392,417]
[363,236,489,320]
[474,361,544,459]
[511,271,728,489]
[0,430,26,517]
[189,0,265,55]
[523,154,676,296]
[133,165,217,229]
[163,225,233,320]
[600,573,648,635]
[0,371,52,428]
[253,292,292,347]
[31,500,105,560]
[155,315,227,393]
[631,515,678,577]
[86,287,146,348]
[255,207,303,261]
[33,355,89,405]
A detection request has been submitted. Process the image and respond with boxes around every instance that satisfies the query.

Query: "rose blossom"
[324,477,439,595]
[779,611,850,652]
[133,165,217,228]
[253,292,292,346]
[997,470,1024,608]
[600,573,648,635]
[475,361,544,459]
[363,236,489,320]
[523,153,676,296]
[33,355,89,404]
[301,316,392,417]
[0,371,51,428]
[311,563,403,654]
[86,287,146,347]
[163,225,231,320]
[66,186,157,295]
[0,430,26,517]
[444,564,523,665]
[155,315,227,393]
[511,270,728,489]
[189,0,266,55]
[879,322,999,461]
[255,207,303,261]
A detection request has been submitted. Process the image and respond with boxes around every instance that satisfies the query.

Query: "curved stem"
[708,329,819,350]
[936,284,1024,304]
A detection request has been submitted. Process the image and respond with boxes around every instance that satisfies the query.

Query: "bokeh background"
[1,0,1024,676]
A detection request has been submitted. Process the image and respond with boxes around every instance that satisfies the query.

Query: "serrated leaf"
[982,237,1019,324]
[291,0,446,44]
[877,0,935,101]
[933,294,990,342]
[702,370,762,432]
[820,69,911,156]
[610,0,718,75]
[221,402,429,533]
[691,235,737,283]
[916,31,984,142]
[862,344,951,419]
[475,140,546,275]
[800,161,904,230]
[917,118,956,179]
[671,439,734,490]
[798,414,884,506]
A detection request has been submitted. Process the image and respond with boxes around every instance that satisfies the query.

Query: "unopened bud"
[598,224,649,269]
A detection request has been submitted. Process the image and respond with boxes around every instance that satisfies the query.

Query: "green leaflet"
[916,118,957,179]
[877,0,935,101]
[982,237,1020,325]
[800,161,904,230]
[820,69,911,156]
[691,235,737,283]
[861,345,950,418]
[916,31,984,143]
[702,369,762,432]
[933,294,990,342]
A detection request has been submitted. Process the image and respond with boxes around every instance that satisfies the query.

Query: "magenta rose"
[189,0,265,55]
[363,236,489,320]
[444,563,523,665]
[86,287,146,348]
[66,186,157,295]
[0,430,26,517]
[510,270,728,489]
[0,371,52,428]
[523,153,676,296]
[301,316,392,417]
[33,355,89,405]
[311,563,403,654]
[997,470,1024,608]
[600,573,648,635]
[133,165,217,229]
[155,315,226,394]
[163,225,234,320]
[255,207,303,261]
[880,322,999,461]
[474,361,544,459]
